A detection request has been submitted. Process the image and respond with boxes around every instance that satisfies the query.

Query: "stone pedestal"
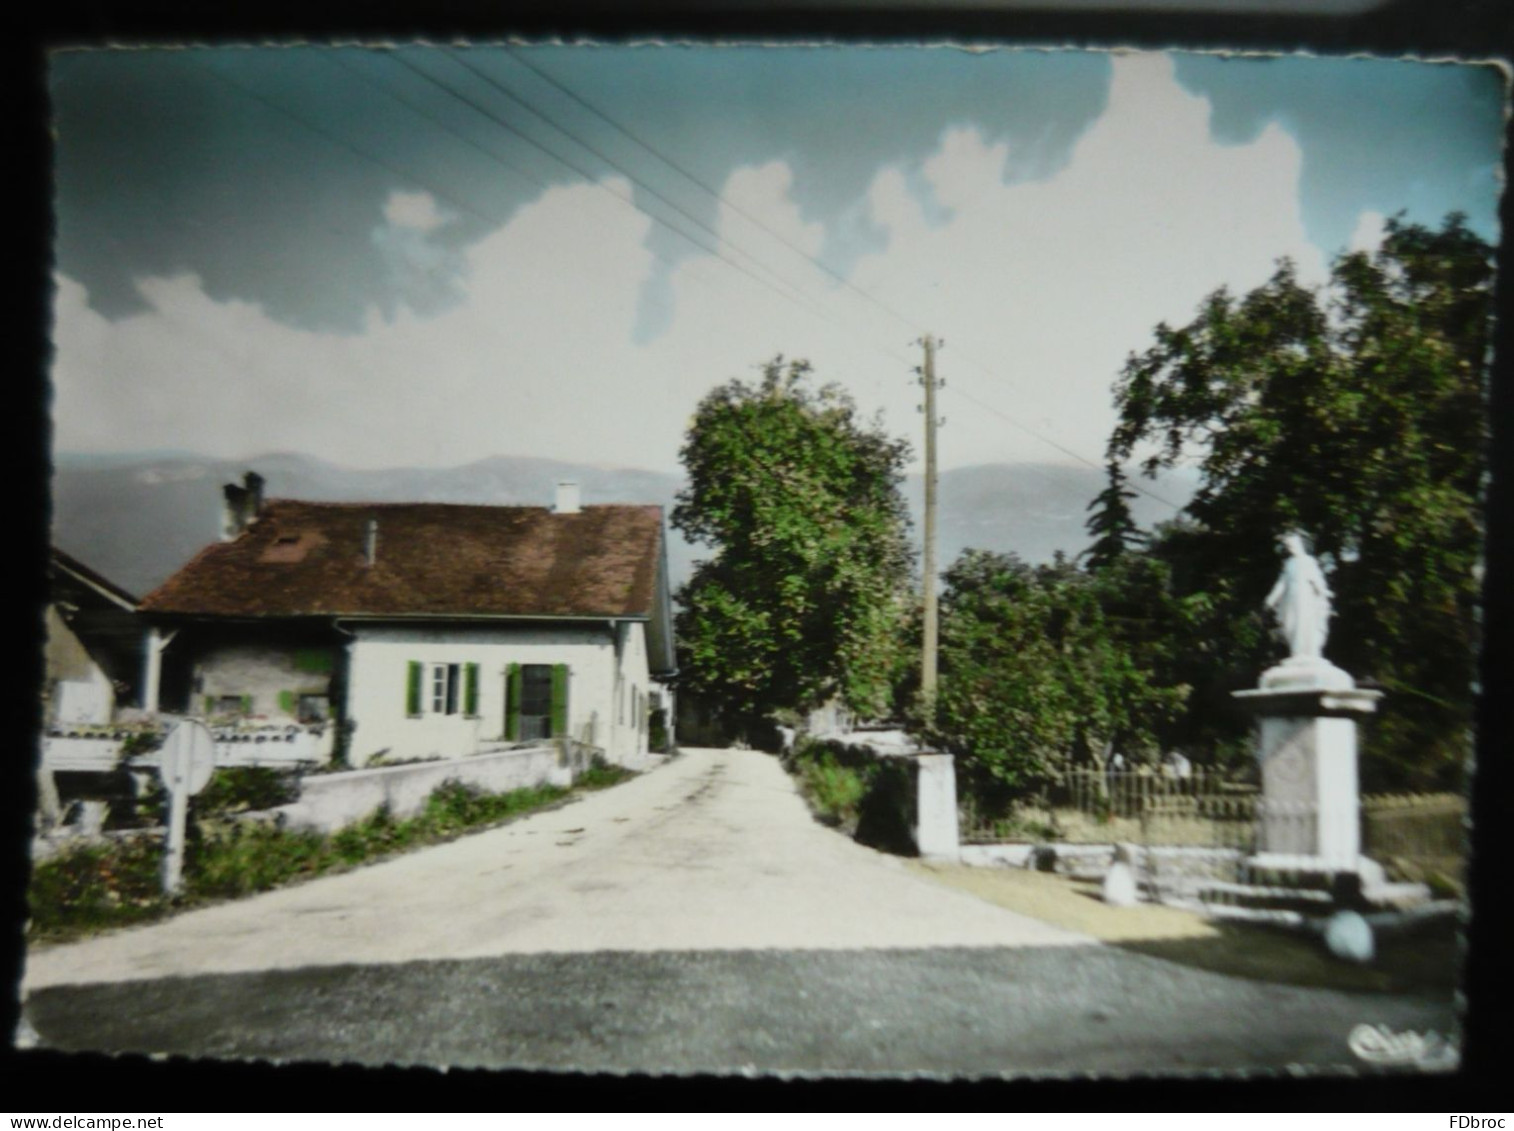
[913,753,960,862]
[1233,660,1381,869]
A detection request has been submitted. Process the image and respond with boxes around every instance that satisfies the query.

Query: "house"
[136,474,677,769]
[45,547,143,728]
[40,548,148,832]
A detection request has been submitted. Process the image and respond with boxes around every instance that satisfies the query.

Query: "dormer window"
[260,529,323,563]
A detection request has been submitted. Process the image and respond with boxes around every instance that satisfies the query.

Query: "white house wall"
[346,621,652,768]
[44,606,116,726]
[610,620,653,768]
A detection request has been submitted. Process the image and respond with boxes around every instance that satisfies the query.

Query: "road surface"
[19,747,1457,1077]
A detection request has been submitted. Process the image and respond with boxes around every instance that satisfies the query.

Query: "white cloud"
[382,191,451,232]
[51,50,1328,477]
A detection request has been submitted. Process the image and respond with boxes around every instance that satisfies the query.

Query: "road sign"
[161,718,216,798]
[160,718,215,895]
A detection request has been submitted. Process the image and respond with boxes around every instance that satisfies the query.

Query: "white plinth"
[1233,674,1382,869]
[914,753,960,862]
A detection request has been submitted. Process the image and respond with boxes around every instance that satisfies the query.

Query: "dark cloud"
[1172,53,1505,254]
[51,46,1114,337]
[52,46,1502,342]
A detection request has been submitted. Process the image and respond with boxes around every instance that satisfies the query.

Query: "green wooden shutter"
[464,663,480,716]
[203,695,214,717]
[406,661,423,717]
[505,663,522,740]
[278,690,296,714]
[550,664,569,738]
[239,694,253,715]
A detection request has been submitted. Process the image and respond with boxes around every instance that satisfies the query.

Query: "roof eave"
[143,610,653,624]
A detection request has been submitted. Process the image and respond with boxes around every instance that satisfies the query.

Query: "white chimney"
[553,481,581,515]
[364,518,379,567]
[220,471,266,542]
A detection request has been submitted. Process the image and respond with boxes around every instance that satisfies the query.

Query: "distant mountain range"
[48,451,1196,599]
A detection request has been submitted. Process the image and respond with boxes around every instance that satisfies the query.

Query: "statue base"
[1257,656,1355,691]
[1233,673,1382,868]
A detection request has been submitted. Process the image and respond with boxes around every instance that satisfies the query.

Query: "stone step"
[1362,881,1435,911]
[1194,902,1309,927]
[1196,880,1335,903]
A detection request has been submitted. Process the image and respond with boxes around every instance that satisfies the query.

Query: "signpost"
[158,718,215,895]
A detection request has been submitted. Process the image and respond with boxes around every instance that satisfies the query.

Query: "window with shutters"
[430,663,458,715]
[406,661,479,718]
[517,664,553,740]
[505,662,569,741]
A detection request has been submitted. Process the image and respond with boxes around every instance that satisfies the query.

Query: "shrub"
[801,753,866,825]
[28,766,615,943]
[26,837,166,937]
[193,766,301,816]
[189,823,329,898]
[574,760,635,791]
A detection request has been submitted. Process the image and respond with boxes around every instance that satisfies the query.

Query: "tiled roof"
[140,500,663,620]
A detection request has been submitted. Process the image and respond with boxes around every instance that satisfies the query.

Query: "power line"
[492,48,1180,514]
[202,48,1180,517]
[187,55,500,231]
[942,375,1184,511]
[325,51,557,206]
[404,49,825,317]
[499,47,926,335]
[322,48,779,323]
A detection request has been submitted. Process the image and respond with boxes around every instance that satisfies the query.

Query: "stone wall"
[270,744,573,833]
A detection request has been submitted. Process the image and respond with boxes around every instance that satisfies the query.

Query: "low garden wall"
[271,744,574,833]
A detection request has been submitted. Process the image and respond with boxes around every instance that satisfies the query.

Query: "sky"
[48,44,1507,477]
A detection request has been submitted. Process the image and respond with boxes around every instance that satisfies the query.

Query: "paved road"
[23,748,1083,990]
[20,748,1458,1076]
[26,947,1455,1077]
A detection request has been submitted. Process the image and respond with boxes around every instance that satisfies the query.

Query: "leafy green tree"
[673,358,916,732]
[1082,459,1147,570]
[917,549,1188,792]
[1107,213,1492,789]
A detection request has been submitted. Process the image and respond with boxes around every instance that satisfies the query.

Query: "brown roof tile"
[140,500,663,620]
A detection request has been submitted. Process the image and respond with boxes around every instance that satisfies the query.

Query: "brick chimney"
[552,481,581,515]
[220,471,266,541]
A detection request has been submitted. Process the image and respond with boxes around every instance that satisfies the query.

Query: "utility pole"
[918,334,943,716]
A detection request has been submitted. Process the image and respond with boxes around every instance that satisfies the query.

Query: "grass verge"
[28,764,635,946]
[910,860,1459,996]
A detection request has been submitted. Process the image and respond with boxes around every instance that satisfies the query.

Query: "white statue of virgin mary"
[1265,530,1332,660]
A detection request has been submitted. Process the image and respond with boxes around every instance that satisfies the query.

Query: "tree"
[1107,213,1493,789]
[673,358,915,732]
[1082,459,1147,570]
[917,549,1188,793]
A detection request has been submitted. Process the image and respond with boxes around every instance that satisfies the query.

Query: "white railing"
[42,720,331,773]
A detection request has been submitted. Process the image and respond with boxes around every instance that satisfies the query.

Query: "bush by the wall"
[786,735,916,855]
[193,766,302,816]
